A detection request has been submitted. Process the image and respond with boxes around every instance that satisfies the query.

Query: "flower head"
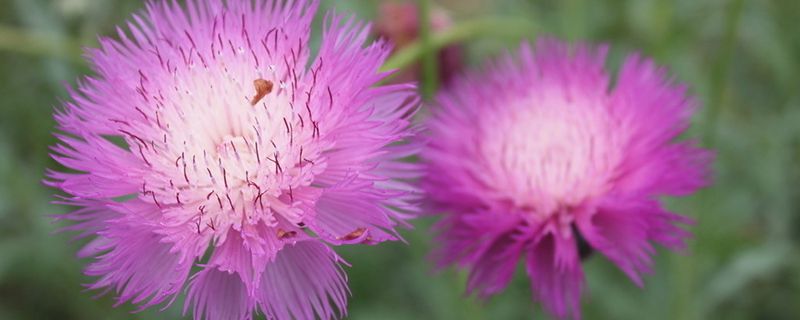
[423,39,712,319]
[48,1,420,319]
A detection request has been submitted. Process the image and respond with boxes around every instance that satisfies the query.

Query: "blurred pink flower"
[374,2,463,84]
[47,1,420,319]
[423,39,712,319]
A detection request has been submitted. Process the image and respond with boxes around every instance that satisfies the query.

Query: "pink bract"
[47,1,420,319]
[423,39,712,319]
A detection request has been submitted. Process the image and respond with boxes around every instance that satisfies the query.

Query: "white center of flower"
[129,52,325,238]
[479,90,622,218]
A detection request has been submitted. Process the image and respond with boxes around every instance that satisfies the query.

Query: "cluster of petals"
[48,0,420,319]
[423,40,712,319]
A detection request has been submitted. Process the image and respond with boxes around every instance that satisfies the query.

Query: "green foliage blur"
[1,0,798,319]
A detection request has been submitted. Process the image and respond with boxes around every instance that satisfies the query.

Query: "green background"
[1,0,798,319]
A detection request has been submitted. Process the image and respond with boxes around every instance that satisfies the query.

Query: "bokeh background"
[1,0,798,319]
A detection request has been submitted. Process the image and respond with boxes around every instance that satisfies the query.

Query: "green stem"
[0,25,83,64]
[381,16,539,74]
[418,0,438,99]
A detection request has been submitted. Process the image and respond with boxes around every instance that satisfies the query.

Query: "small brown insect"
[339,227,367,241]
[250,78,273,106]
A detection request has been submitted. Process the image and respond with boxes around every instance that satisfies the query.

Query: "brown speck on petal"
[362,235,375,244]
[339,227,367,241]
[250,79,273,106]
[277,229,297,239]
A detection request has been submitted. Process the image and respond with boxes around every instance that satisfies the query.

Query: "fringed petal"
[184,267,256,320]
[526,229,584,320]
[257,241,348,320]
[85,203,193,311]
[576,197,692,286]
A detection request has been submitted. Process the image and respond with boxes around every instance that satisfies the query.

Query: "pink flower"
[47,1,420,319]
[423,39,712,319]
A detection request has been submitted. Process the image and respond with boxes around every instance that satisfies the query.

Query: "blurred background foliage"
[0,0,798,319]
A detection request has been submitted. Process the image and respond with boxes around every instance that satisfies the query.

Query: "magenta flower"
[47,1,419,319]
[423,39,712,319]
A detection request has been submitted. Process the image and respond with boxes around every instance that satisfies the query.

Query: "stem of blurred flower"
[381,17,538,82]
[0,25,83,64]
[703,0,744,145]
[418,0,438,100]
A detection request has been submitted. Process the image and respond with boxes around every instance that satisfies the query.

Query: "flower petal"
[184,267,255,320]
[309,180,401,244]
[257,241,348,320]
[205,223,291,296]
[576,197,691,286]
[432,209,523,297]
[610,55,713,196]
[85,203,193,310]
[525,229,584,320]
